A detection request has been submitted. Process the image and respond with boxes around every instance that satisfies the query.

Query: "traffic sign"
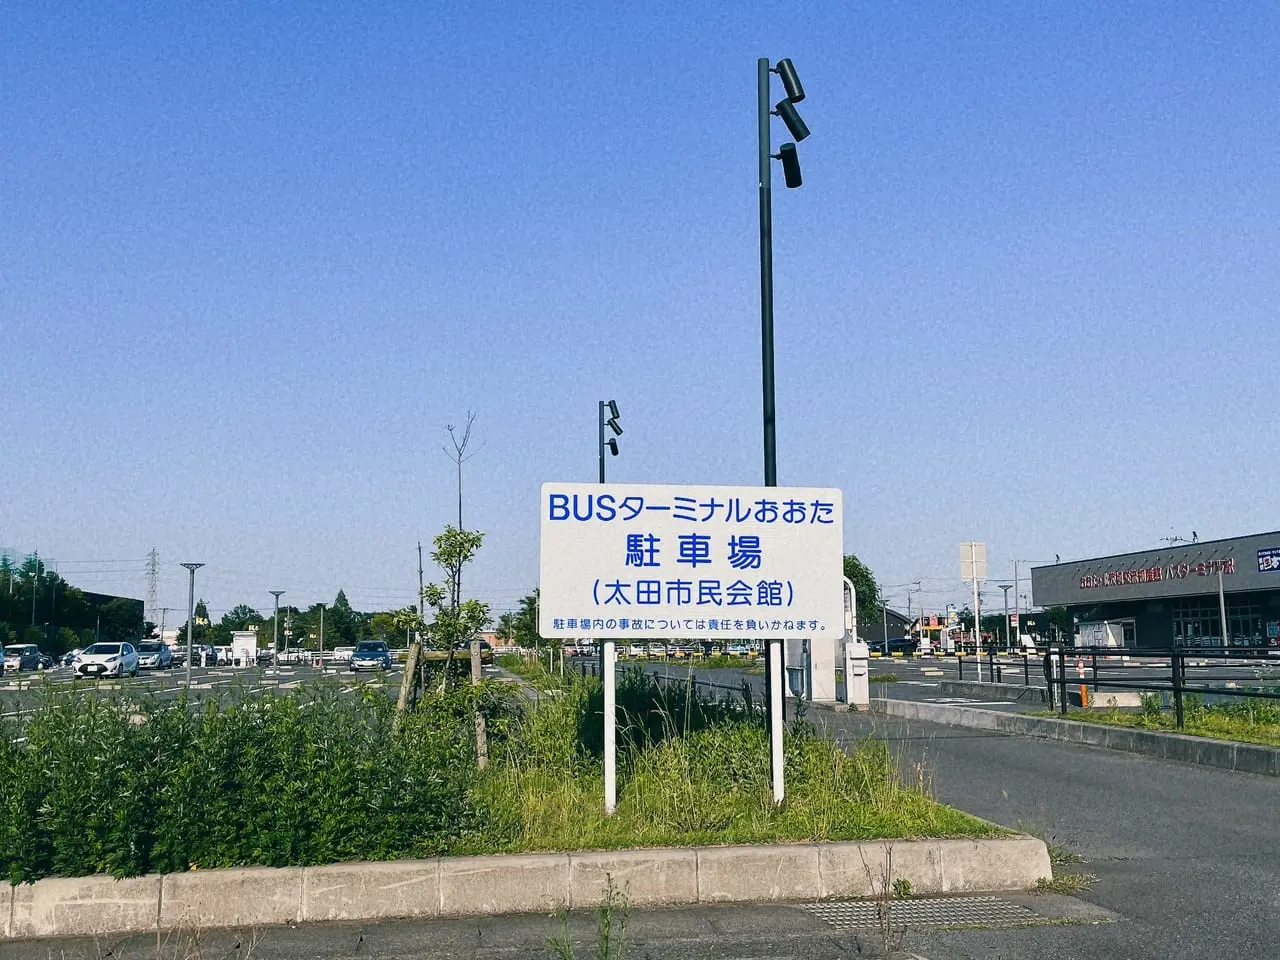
[539,482,843,639]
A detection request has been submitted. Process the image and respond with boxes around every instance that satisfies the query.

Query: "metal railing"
[1042,645,1280,729]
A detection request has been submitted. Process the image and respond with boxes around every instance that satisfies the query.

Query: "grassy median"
[1051,693,1280,748]
[0,667,995,884]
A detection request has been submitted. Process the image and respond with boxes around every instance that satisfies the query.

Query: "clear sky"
[4,1,1278,623]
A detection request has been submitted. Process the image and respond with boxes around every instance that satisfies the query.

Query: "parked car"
[331,645,356,664]
[75,642,140,678]
[136,640,174,670]
[726,643,750,657]
[62,648,83,667]
[350,640,391,671]
[38,653,54,670]
[873,636,918,656]
[3,644,41,673]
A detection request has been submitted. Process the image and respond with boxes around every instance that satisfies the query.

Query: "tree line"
[0,555,143,654]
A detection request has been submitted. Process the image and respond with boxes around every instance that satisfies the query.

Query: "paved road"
[0,895,1108,960]
[814,703,1280,959]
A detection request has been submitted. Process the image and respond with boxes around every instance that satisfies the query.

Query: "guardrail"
[1042,645,1280,728]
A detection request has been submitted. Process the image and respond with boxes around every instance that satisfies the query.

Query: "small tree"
[396,525,491,710]
[842,554,880,629]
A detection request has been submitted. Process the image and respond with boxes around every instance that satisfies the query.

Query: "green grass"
[869,674,899,684]
[1046,694,1280,748]
[0,668,996,883]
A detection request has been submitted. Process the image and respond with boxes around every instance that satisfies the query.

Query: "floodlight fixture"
[775,58,805,103]
[607,400,620,420]
[777,143,802,188]
[606,438,619,456]
[774,99,810,142]
[607,418,622,436]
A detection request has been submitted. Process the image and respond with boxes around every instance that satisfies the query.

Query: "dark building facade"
[1031,532,1280,650]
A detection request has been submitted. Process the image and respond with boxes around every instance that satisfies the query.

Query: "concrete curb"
[871,697,1280,777]
[0,837,1049,940]
[935,680,1141,708]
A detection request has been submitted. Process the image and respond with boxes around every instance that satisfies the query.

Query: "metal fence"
[1040,645,1280,728]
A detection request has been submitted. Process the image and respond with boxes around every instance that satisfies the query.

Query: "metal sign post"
[603,637,617,814]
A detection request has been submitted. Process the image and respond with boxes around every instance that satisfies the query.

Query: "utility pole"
[30,551,38,626]
[180,563,204,688]
[146,548,160,626]
[269,590,285,665]
[1013,560,1019,651]
[319,604,325,653]
[881,593,889,652]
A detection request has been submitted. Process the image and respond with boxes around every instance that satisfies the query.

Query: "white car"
[75,642,140,679]
[331,646,356,664]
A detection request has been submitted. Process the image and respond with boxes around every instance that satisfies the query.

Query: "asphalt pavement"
[813,703,1280,959]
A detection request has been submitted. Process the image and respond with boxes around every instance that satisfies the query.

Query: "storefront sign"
[1080,557,1235,590]
[1258,548,1280,573]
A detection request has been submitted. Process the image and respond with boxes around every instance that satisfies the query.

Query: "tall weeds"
[1,670,991,883]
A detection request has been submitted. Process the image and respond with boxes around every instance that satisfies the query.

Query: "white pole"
[1217,566,1229,649]
[972,543,983,682]
[768,637,785,803]
[1013,561,1020,651]
[603,638,617,814]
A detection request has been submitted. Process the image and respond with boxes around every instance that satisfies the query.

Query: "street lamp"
[758,56,811,488]
[757,55,813,807]
[179,563,204,688]
[596,399,623,814]
[598,400,622,483]
[269,590,285,666]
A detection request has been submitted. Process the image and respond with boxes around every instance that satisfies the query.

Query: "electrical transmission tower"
[146,548,160,624]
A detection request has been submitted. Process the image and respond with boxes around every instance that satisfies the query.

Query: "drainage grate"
[801,896,1040,930]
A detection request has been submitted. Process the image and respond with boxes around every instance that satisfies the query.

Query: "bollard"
[846,639,870,709]
[1172,649,1185,729]
[1057,648,1068,715]
[1024,655,1031,687]
[1044,650,1055,710]
[1091,653,1099,692]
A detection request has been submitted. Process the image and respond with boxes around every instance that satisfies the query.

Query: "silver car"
[3,644,42,673]
[136,640,174,670]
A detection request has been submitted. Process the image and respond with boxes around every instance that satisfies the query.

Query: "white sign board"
[960,542,987,581]
[539,482,843,640]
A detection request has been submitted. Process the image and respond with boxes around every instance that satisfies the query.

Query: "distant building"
[1032,531,1280,650]
[860,606,909,643]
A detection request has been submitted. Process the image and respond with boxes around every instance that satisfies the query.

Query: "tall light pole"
[180,563,204,688]
[597,400,622,814]
[758,56,811,806]
[269,590,285,666]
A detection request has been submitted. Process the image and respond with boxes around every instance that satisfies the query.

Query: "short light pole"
[269,590,285,666]
[597,399,622,814]
[1000,584,1013,652]
[758,55,812,807]
[180,563,204,688]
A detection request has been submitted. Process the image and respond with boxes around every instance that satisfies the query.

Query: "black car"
[873,636,918,656]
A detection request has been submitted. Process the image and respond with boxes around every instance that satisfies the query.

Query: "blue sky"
[4,1,1278,622]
